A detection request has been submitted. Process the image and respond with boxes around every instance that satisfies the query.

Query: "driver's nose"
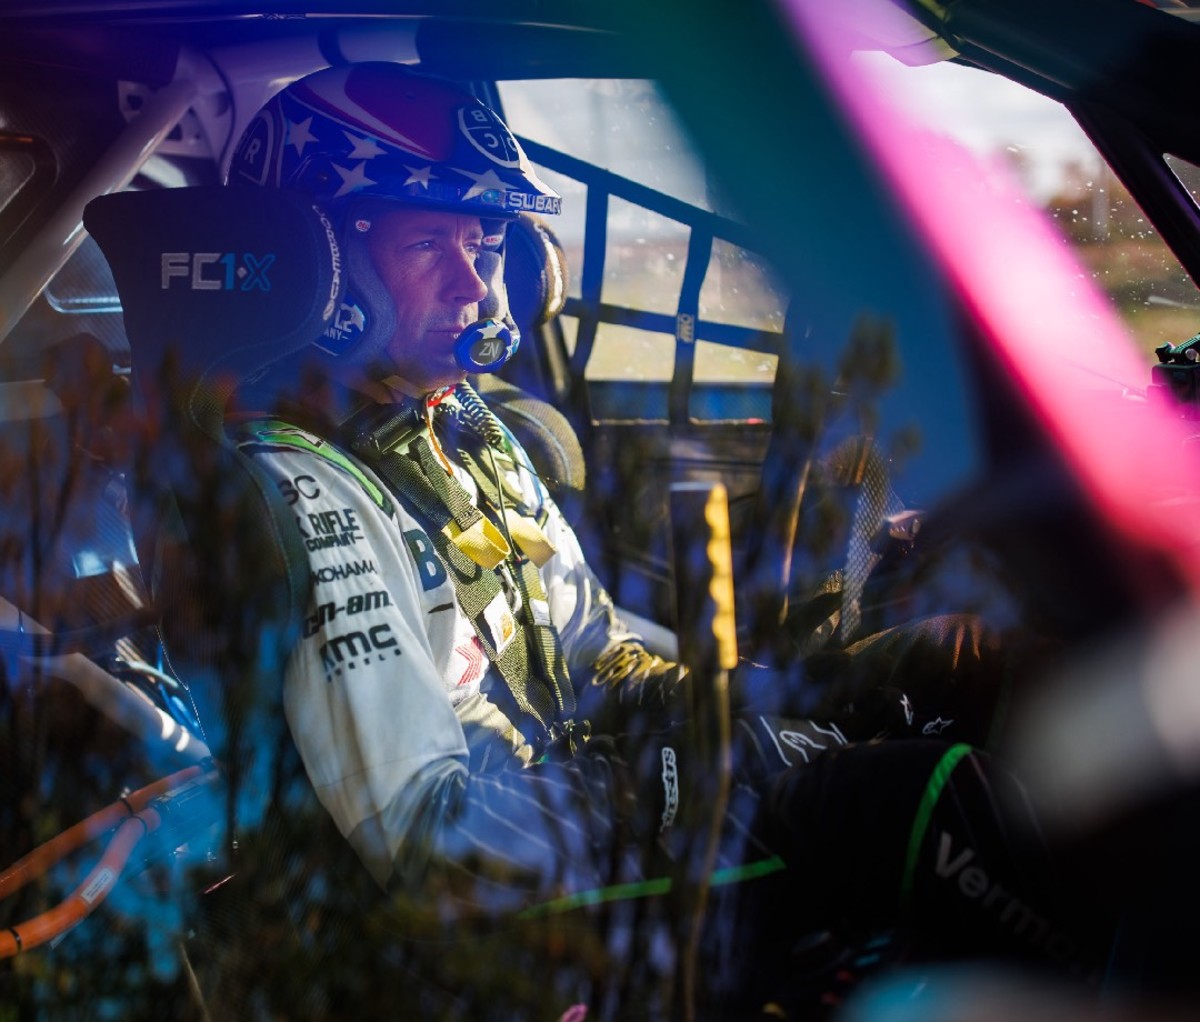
[446,244,489,305]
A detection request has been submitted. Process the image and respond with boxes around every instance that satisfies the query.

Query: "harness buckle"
[544,718,591,760]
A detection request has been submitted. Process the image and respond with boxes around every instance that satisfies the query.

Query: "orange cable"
[0,765,203,902]
[0,813,152,957]
[0,767,217,958]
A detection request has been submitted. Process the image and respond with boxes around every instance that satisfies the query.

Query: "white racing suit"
[237,397,715,914]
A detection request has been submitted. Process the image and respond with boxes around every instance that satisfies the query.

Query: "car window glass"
[859,53,1200,361]
[700,238,788,334]
[604,197,689,314]
[1161,154,1200,344]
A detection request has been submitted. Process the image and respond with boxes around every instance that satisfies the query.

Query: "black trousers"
[709,738,1110,1018]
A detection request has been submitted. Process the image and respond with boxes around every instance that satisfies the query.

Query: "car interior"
[4,0,1200,1017]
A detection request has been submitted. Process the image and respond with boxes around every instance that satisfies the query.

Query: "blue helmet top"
[228,62,560,219]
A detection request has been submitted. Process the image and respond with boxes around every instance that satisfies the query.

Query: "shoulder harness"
[235,382,576,749]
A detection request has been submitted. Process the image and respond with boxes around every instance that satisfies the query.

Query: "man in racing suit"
[210,62,1104,1015]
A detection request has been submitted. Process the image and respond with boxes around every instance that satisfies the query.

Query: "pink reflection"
[780,1,1200,591]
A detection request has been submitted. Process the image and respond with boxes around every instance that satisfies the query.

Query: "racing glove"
[578,639,691,738]
[578,723,692,844]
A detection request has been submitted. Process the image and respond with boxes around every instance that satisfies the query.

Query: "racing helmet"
[227,62,561,370]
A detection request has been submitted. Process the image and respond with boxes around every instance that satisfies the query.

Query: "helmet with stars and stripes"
[228,62,559,218]
[226,63,559,368]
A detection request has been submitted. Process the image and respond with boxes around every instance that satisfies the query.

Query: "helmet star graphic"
[403,164,433,189]
[459,167,508,202]
[286,116,318,155]
[229,65,561,224]
[332,161,377,199]
[343,131,387,160]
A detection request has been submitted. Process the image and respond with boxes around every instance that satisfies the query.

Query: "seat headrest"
[504,213,569,336]
[83,186,343,396]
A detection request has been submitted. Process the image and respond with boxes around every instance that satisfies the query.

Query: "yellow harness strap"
[444,515,511,570]
[503,510,557,568]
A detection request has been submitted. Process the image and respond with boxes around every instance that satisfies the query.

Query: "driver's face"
[366,206,489,393]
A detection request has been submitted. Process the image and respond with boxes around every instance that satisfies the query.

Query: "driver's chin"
[384,362,465,398]
[384,332,464,395]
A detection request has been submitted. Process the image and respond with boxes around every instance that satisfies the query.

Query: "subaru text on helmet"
[227,63,559,369]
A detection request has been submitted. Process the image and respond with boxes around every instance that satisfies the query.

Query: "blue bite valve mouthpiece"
[454,318,520,374]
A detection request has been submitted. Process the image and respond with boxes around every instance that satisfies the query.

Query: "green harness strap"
[362,430,567,737]
[454,438,576,724]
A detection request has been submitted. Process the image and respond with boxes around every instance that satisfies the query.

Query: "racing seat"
[79,185,354,1011]
[740,299,922,663]
[83,187,344,867]
[494,211,572,405]
[784,434,914,654]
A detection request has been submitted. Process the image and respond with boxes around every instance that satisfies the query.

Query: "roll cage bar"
[515,135,784,426]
